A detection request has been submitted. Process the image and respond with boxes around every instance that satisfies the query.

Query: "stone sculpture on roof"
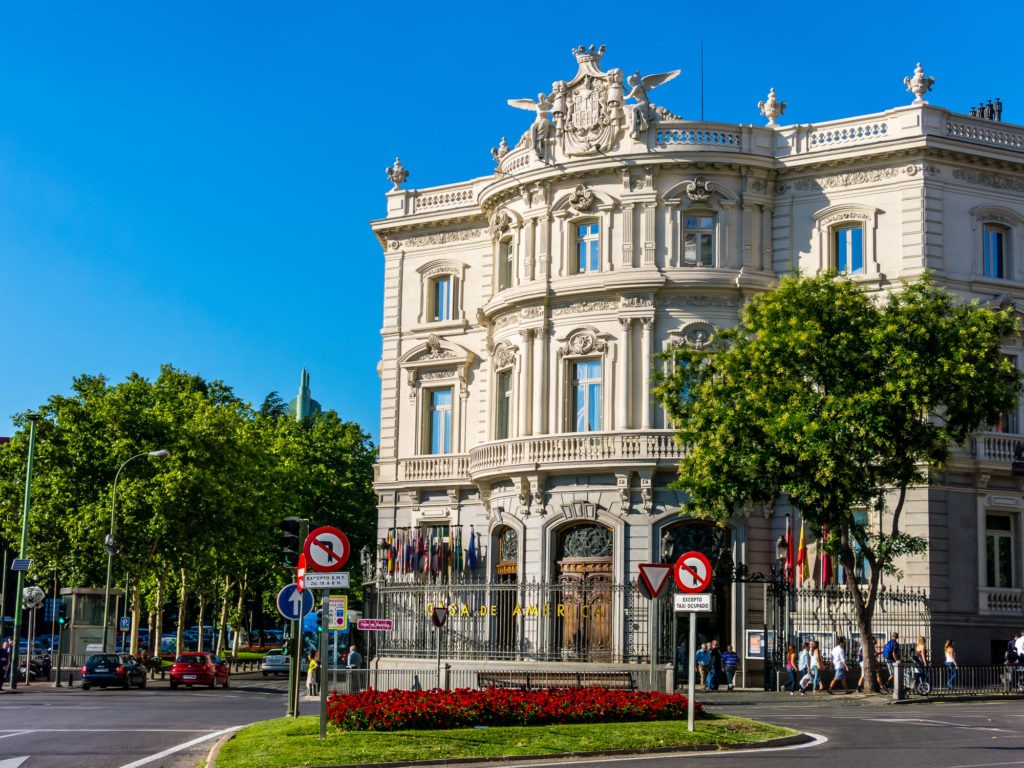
[506,45,680,159]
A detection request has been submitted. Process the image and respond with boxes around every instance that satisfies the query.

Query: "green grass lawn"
[214,714,795,768]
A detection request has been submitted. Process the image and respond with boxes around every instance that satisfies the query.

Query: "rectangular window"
[985,513,1014,588]
[834,225,864,274]
[683,215,715,267]
[431,276,453,322]
[498,241,514,291]
[576,222,600,273]
[572,359,602,432]
[984,225,1008,279]
[495,370,512,440]
[429,388,452,454]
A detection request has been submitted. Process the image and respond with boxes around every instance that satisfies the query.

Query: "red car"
[169,652,230,689]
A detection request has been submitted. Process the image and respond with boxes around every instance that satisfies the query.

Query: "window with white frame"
[833,225,865,275]
[983,224,1010,279]
[430,275,453,322]
[495,369,513,440]
[985,513,1015,588]
[426,387,453,454]
[571,359,602,432]
[682,213,716,267]
[575,221,600,274]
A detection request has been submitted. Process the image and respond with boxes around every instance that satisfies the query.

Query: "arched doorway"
[555,523,613,662]
[660,521,731,675]
[494,527,518,656]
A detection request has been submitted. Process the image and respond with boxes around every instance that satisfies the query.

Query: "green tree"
[654,273,1021,691]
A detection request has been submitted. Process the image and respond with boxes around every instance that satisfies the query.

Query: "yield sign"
[674,551,713,594]
[304,525,350,572]
[637,563,674,599]
[431,605,448,628]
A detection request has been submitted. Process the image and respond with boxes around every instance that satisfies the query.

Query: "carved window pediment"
[557,327,609,358]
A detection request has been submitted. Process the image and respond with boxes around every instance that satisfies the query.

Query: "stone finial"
[757,87,787,127]
[904,63,935,105]
[386,157,409,190]
[490,137,510,164]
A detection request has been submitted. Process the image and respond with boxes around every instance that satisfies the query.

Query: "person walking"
[944,639,958,691]
[828,637,849,693]
[810,640,824,693]
[708,639,723,691]
[783,643,798,693]
[694,643,710,690]
[721,644,739,691]
[882,632,900,690]
[306,651,319,697]
[0,639,10,690]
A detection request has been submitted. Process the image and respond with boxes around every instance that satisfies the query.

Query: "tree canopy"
[0,364,377,653]
[654,273,1021,688]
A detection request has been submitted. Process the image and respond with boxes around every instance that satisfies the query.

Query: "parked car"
[169,652,230,689]
[80,653,147,690]
[260,648,308,677]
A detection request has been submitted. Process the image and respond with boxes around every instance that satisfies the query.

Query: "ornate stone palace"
[368,47,1024,678]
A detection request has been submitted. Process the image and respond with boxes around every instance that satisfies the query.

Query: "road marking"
[0,758,28,768]
[0,733,34,741]
[118,726,242,768]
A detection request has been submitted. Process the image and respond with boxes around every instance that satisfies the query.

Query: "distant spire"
[287,368,321,420]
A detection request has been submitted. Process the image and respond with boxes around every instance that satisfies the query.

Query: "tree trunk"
[839,521,883,693]
[129,580,142,656]
[154,571,165,658]
[197,597,207,653]
[176,568,187,657]
[233,574,247,655]
[217,576,232,656]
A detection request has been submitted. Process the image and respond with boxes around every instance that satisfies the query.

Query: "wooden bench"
[477,670,636,691]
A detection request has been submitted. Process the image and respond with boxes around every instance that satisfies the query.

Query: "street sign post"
[303,526,350,572]
[356,618,394,632]
[674,551,713,593]
[303,572,350,590]
[671,551,713,733]
[275,584,314,621]
[673,593,712,612]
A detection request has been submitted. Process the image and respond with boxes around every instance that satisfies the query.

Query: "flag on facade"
[467,525,477,571]
[797,521,808,585]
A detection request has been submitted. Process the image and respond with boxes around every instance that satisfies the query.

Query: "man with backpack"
[882,632,901,691]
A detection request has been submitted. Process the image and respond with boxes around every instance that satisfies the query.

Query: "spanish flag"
[797,521,808,585]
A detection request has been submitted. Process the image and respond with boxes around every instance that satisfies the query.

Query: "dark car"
[80,653,147,690]
[169,652,230,689]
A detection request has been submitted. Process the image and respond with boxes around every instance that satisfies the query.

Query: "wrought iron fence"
[362,579,931,677]
[363,578,651,664]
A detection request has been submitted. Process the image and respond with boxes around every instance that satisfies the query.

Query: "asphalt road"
[0,671,294,768]
[4,678,1023,768]
[449,693,1024,768]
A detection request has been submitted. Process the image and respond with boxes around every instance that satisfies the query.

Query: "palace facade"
[369,48,1024,676]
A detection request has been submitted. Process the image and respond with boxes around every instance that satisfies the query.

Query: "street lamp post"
[102,450,169,653]
[10,412,40,690]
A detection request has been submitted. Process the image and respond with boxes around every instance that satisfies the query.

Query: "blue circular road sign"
[276,584,315,621]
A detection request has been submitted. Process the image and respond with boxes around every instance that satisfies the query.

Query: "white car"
[261,649,309,677]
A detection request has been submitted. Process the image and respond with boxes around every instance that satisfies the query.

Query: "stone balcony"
[468,430,685,482]
[979,586,1023,616]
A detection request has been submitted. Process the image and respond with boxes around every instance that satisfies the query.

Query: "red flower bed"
[326,687,700,731]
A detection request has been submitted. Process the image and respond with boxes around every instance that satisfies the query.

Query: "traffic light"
[57,601,67,625]
[279,517,302,567]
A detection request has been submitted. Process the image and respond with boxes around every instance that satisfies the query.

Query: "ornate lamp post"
[102,450,169,653]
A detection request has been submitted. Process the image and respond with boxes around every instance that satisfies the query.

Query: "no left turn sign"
[673,551,713,594]
[303,525,350,572]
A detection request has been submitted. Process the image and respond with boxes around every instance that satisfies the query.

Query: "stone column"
[618,318,633,430]
[519,328,533,437]
[533,326,547,435]
[640,318,653,429]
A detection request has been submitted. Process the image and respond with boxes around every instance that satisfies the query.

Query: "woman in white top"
[944,639,958,691]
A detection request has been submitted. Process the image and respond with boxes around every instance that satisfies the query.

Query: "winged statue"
[626,69,680,138]
[508,93,553,160]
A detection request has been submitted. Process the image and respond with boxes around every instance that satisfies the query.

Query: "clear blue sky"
[1,2,1021,443]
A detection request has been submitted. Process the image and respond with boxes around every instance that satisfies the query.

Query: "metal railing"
[903,664,1024,696]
